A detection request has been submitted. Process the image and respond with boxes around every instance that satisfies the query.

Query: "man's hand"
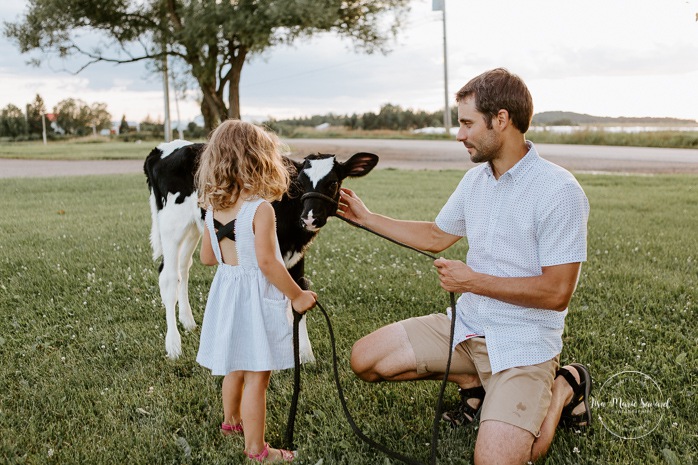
[434,258,582,311]
[434,257,480,293]
[337,188,371,225]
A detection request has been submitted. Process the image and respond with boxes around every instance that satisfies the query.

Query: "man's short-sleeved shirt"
[435,142,589,374]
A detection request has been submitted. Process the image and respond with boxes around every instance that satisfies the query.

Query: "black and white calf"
[144,140,378,359]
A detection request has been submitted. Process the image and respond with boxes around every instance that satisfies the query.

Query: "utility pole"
[41,112,47,145]
[171,68,184,140]
[162,51,172,143]
[433,0,450,135]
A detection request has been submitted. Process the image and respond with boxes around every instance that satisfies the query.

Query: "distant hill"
[531,111,698,126]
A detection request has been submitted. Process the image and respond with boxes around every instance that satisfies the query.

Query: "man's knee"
[350,337,380,382]
[351,322,419,383]
[474,420,534,465]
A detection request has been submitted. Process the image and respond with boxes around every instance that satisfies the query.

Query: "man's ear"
[495,109,510,130]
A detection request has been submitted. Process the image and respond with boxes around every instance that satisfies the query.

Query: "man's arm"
[338,188,460,253]
[434,258,582,311]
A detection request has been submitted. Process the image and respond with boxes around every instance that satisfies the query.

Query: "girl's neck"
[228,190,249,208]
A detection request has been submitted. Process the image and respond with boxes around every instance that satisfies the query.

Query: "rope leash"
[285,192,458,464]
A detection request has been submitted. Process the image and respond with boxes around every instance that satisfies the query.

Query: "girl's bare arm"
[254,202,316,313]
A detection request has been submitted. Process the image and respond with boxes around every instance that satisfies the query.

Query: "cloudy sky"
[1,0,697,124]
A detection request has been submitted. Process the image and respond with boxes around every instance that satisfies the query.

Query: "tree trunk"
[199,80,227,131]
[227,47,247,120]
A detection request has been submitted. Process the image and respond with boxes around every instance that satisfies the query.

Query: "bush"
[527,128,698,149]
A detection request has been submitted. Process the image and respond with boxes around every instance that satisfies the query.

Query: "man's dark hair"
[455,68,533,133]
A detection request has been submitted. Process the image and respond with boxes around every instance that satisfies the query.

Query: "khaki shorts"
[400,313,559,436]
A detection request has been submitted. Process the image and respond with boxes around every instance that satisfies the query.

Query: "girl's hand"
[292,290,317,314]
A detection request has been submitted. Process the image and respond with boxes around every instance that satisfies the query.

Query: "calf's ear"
[340,152,379,178]
[282,156,304,175]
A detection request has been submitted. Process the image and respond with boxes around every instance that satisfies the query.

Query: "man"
[337,68,591,464]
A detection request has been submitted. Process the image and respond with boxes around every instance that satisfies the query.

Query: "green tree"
[0,104,28,138]
[26,94,47,136]
[53,98,90,136]
[186,121,205,139]
[4,0,409,131]
[119,115,130,134]
[361,111,379,130]
[88,102,112,134]
[140,114,164,138]
[346,113,360,130]
[378,103,404,130]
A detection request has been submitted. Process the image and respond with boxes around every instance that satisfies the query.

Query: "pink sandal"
[245,443,295,462]
[220,422,243,435]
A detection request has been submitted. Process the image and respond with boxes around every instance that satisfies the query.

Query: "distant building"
[412,126,458,136]
[45,113,65,134]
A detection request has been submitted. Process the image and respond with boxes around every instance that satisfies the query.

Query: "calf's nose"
[301,211,320,232]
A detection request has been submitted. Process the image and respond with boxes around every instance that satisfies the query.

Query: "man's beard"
[466,130,502,164]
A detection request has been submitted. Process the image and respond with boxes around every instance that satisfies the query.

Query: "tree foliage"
[0,104,28,138]
[5,0,410,130]
[266,103,454,132]
[119,114,130,134]
[53,98,87,136]
[52,98,112,136]
[88,102,113,133]
[26,94,47,135]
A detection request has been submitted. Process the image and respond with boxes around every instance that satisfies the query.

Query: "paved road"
[0,158,146,178]
[2,139,698,178]
[286,139,698,174]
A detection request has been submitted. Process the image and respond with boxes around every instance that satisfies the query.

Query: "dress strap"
[213,218,236,242]
[205,209,224,265]
[235,198,266,269]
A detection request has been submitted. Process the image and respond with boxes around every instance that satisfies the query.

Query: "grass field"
[0,138,156,160]
[527,129,698,150]
[0,170,696,464]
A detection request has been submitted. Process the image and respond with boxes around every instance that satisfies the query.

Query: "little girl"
[195,119,317,462]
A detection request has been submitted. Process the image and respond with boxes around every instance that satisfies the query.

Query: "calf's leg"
[288,259,311,290]
[159,235,182,359]
[157,201,196,359]
[176,224,201,331]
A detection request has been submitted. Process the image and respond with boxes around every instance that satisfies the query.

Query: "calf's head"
[293,152,378,231]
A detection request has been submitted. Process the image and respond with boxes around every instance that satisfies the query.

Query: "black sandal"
[556,363,592,429]
[441,385,485,428]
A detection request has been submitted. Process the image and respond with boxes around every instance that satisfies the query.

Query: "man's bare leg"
[531,364,585,460]
[350,322,479,387]
[475,420,534,465]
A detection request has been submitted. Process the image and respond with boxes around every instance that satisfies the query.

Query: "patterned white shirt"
[435,142,589,373]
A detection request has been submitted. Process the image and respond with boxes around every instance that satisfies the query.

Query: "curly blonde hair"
[195,120,290,210]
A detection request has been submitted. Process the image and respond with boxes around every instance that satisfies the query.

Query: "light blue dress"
[197,198,314,375]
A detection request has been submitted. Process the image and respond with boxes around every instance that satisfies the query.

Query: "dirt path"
[2,140,698,178]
